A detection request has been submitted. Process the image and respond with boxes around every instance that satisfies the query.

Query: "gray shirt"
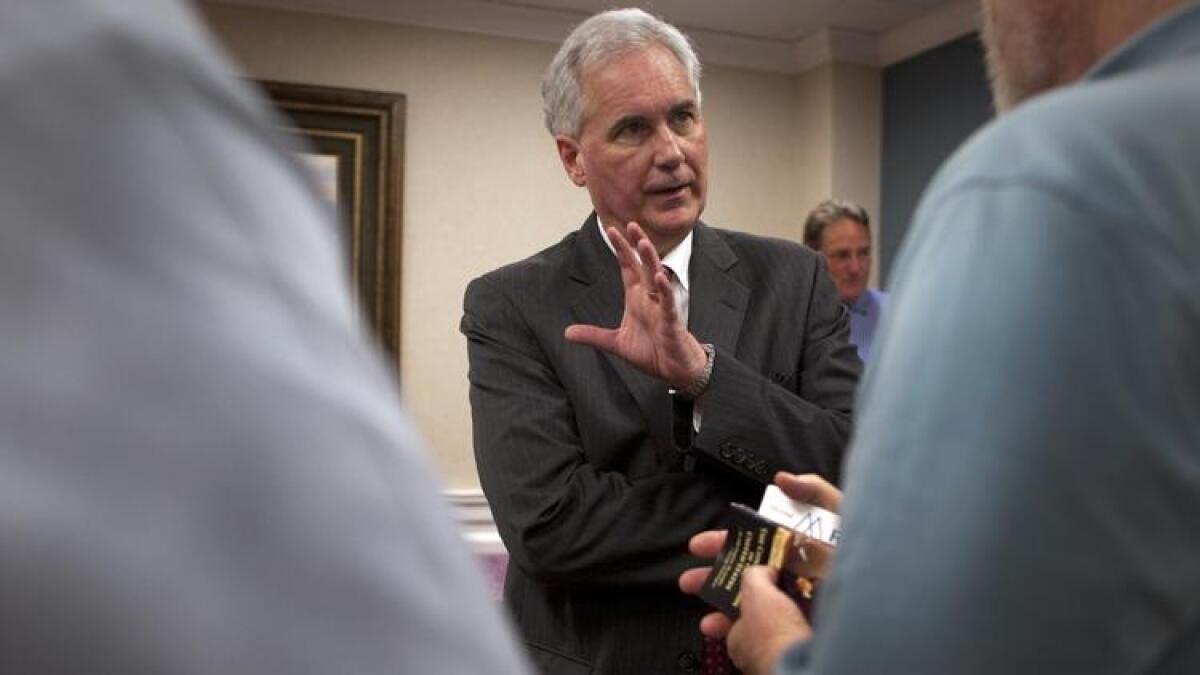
[0,2,529,673]
[785,4,1200,673]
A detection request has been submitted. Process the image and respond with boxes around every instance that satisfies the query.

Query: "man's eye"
[614,120,649,140]
[671,110,697,129]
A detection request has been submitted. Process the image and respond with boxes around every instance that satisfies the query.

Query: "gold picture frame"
[258,80,405,373]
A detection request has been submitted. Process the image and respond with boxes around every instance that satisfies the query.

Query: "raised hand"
[564,222,707,390]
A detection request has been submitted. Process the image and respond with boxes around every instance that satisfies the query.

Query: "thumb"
[774,472,842,513]
[564,324,618,352]
[741,565,779,598]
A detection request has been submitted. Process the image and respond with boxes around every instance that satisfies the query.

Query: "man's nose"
[652,125,684,168]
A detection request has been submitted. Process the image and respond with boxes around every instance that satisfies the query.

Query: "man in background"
[803,199,887,364]
[683,0,1200,673]
[0,2,529,673]
[462,8,859,674]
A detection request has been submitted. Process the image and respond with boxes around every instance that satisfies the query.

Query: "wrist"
[673,343,714,400]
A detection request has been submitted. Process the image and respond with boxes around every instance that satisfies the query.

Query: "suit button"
[677,650,699,672]
[718,443,734,460]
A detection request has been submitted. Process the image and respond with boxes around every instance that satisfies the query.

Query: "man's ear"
[555,136,587,187]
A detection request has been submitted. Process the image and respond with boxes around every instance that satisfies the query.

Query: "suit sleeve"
[462,275,737,589]
[693,255,860,486]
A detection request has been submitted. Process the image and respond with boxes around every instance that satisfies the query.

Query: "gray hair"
[541,8,702,137]
[803,199,872,249]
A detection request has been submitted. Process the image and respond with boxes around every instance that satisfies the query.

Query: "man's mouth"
[647,181,691,197]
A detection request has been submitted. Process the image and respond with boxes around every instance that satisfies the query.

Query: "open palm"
[564,222,707,390]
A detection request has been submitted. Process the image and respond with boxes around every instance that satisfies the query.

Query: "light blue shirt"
[783,3,1200,673]
[847,288,887,364]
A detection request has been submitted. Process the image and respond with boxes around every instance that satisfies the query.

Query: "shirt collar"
[596,219,694,292]
[849,289,876,315]
[1087,2,1200,81]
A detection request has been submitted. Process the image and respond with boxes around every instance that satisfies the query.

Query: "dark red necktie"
[701,636,736,675]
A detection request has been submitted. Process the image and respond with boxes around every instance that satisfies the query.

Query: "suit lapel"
[566,219,750,465]
[688,222,749,356]
[568,216,675,454]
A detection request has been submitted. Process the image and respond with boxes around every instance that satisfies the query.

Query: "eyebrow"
[668,101,700,120]
[606,100,699,136]
[608,114,647,137]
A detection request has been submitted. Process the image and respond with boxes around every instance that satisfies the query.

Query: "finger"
[678,566,711,595]
[607,224,635,259]
[627,223,663,292]
[614,223,648,269]
[651,266,682,319]
[622,221,648,258]
[626,222,660,263]
[741,565,779,591]
[634,229,664,276]
[725,617,750,670]
[564,324,620,352]
[740,566,809,634]
[774,472,843,512]
[624,223,686,321]
[688,529,727,558]
[607,226,646,290]
[729,566,813,674]
[699,611,733,639]
[738,566,783,614]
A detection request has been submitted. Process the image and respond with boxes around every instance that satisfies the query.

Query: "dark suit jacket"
[461,215,861,674]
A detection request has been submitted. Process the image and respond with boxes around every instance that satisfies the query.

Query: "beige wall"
[199,3,880,489]
[700,65,811,242]
[794,64,836,229]
[830,62,884,287]
[787,62,884,287]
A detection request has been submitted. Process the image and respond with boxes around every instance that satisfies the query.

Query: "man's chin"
[651,201,702,227]
[639,212,698,251]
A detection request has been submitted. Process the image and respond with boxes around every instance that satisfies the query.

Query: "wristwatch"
[674,342,715,400]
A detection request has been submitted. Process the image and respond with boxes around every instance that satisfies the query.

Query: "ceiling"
[215,0,981,72]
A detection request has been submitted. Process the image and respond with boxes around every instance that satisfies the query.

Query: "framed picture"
[258,80,405,373]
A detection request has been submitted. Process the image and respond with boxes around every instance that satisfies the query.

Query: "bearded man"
[682,2,1200,673]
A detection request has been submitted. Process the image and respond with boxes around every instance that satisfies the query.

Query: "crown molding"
[878,0,980,66]
[687,28,806,74]
[214,0,977,72]
[215,0,579,42]
[794,27,881,72]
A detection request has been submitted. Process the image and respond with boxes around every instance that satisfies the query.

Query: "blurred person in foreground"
[0,2,529,673]
[461,7,860,673]
[681,1,1200,673]
[803,200,887,365]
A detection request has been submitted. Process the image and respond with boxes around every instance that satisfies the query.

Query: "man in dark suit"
[461,8,861,674]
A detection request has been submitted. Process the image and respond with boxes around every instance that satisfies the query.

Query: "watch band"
[675,342,715,401]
